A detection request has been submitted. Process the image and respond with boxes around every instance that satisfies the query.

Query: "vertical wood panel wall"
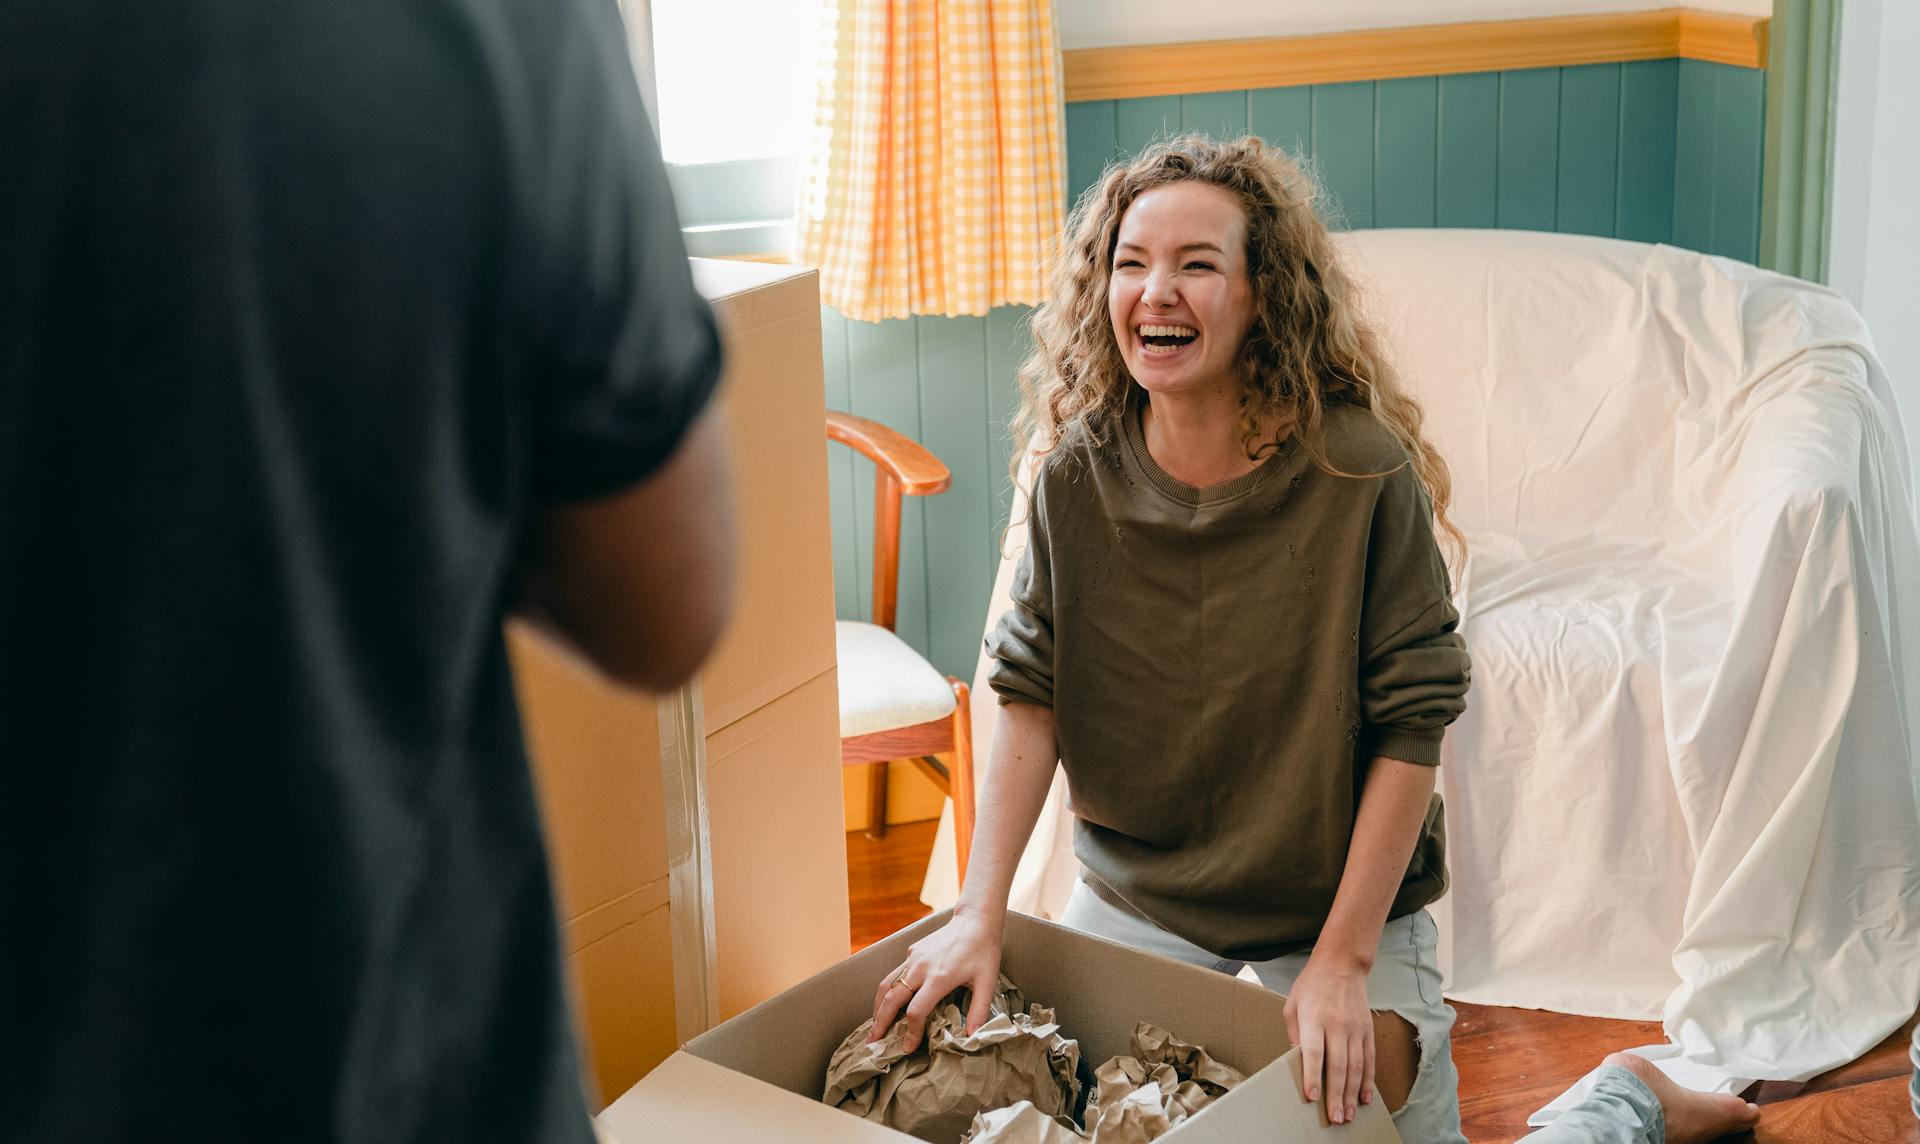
[824,60,1765,682]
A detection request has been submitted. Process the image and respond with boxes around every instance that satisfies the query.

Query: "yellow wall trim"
[1061,10,1769,103]
[1677,9,1770,68]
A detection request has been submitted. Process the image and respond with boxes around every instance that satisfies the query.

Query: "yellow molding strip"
[1061,9,1768,103]
[1678,9,1770,68]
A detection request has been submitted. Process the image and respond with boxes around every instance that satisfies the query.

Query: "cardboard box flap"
[1167,1047,1399,1143]
[998,912,1294,1074]
[598,1052,904,1143]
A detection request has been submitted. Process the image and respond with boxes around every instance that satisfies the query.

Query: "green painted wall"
[825,60,1766,681]
[1677,60,1768,264]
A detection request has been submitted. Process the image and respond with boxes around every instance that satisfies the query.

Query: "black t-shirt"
[0,2,720,1139]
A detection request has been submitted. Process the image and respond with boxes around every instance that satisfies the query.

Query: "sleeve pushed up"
[1358,464,1470,766]
[985,477,1056,708]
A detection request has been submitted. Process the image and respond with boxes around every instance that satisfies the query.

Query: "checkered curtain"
[801,0,1066,323]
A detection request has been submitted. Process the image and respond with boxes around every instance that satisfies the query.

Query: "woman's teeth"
[1139,324,1197,349]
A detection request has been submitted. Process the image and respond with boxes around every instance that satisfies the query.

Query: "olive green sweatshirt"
[986,391,1470,960]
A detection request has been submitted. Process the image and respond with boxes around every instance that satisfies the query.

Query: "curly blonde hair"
[1011,133,1464,560]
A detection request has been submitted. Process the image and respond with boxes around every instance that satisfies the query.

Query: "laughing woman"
[869,135,1472,1142]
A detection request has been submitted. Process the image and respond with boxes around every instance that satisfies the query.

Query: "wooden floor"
[848,822,1918,1144]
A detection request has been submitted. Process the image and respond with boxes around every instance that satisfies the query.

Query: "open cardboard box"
[598,909,1402,1143]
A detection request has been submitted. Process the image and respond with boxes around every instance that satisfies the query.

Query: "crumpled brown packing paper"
[965,1023,1246,1144]
[822,975,1082,1143]
[961,1101,1087,1144]
[1084,1023,1245,1129]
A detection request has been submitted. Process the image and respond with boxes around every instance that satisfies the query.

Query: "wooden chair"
[827,411,975,881]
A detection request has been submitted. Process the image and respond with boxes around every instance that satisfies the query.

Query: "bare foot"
[1602,1053,1760,1144]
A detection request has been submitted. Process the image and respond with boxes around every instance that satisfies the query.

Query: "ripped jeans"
[1060,882,1467,1144]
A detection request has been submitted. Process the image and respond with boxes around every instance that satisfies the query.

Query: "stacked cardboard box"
[513,259,849,1106]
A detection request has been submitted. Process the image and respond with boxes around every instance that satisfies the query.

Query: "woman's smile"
[1135,322,1199,357]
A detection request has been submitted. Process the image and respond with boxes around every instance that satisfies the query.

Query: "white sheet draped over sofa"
[920,229,1920,1101]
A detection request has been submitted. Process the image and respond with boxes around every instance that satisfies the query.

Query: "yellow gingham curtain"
[801,0,1066,323]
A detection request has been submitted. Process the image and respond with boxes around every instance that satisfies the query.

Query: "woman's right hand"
[868,700,1059,1052]
[868,904,1006,1053]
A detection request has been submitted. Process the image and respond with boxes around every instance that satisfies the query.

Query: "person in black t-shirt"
[0,2,733,1140]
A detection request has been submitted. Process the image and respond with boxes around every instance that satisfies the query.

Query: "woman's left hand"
[1283,951,1375,1125]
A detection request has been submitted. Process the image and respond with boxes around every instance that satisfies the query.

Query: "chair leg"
[864,760,889,841]
[949,678,975,885]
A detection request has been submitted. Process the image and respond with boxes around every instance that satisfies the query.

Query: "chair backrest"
[1338,228,1877,549]
[825,411,952,631]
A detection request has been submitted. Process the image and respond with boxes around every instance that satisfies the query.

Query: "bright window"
[649,0,825,166]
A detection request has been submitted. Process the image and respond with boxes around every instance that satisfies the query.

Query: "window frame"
[629,0,802,262]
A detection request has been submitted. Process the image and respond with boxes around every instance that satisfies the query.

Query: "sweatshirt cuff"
[986,661,1054,709]
[1362,726,1445,767]
[995,694,1054,709]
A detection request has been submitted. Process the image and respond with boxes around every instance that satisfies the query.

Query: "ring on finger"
[890,970,914,991]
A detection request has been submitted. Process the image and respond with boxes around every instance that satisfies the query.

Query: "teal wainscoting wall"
[824,59,1765,681]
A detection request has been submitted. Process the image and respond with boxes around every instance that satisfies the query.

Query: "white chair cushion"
[836,620,956,739]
